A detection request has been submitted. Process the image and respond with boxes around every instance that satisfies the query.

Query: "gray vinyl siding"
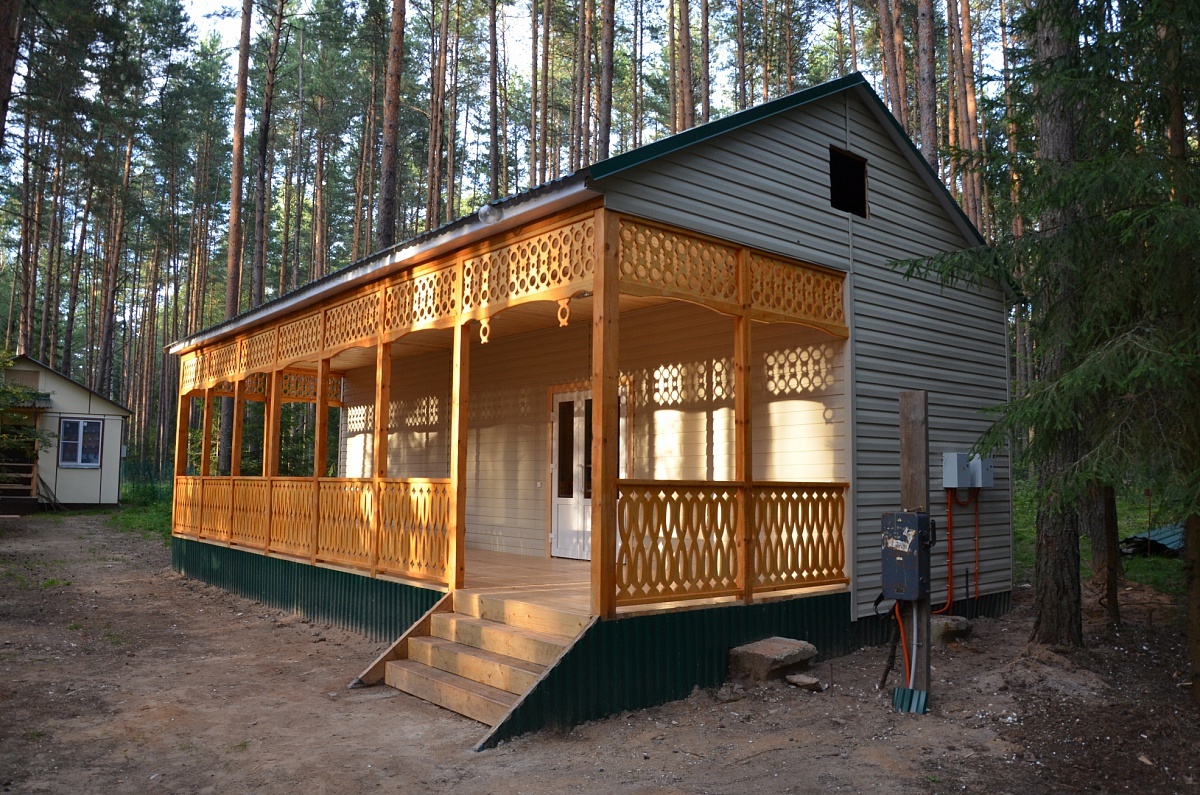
[341,302,846,558]
[597,89,1012,618]
[846,98,1011,618]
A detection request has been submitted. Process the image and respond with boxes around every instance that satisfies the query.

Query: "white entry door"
[550,389,626,560]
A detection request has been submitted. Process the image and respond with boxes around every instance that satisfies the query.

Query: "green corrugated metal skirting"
[481,589,1011,748]
[171,537,442,641]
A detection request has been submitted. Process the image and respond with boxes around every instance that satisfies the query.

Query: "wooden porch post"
[371,345,390,575]
[447,322,470,590]
[735,249,755,604]
[231,380,245,477]
[263,371,282,476]
[591,209,619,619]
[315,358,334,565]
[174,393,190,477]
[263,369,282,554]
[200,387,214,476]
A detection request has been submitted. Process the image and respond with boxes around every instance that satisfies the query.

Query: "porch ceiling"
[324,293,676,368]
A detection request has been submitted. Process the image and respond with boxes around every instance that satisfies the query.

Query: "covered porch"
[172,207,851,620]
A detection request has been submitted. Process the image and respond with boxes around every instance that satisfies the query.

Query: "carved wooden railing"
[615,479,847,607]
[615,480,741,606]
[172,476,451,586]
[752,483,848,592]
[377,479,451,582]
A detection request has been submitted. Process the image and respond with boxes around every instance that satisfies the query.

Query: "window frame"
[829,145,869,218]
[59,418,104,469]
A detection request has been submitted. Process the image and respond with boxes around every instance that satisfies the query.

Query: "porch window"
[59,418,102,468]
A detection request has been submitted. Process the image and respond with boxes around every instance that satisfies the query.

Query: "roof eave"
[169,175,602,356]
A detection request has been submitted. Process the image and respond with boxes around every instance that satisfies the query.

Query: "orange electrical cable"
[894,601,911,686]
[934,489,955,614]
[973,487,981,599]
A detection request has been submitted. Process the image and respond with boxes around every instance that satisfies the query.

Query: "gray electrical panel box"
[942,452,971,489]
[881,512,936,600]
[942,452,994,489]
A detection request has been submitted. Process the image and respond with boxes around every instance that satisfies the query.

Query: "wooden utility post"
[899,390,931,694]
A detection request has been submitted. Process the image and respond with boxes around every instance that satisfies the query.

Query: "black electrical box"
[880,512,936,601]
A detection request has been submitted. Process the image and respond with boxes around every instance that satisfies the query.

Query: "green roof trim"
[589,72,868,181]
[587,71,984,247]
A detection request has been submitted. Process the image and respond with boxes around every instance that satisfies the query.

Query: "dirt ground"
[1,513,1198,794]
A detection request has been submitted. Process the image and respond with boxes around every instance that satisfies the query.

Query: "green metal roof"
[589,73,868,181]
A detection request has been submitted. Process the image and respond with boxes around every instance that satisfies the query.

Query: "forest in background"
[0,0,1022,481]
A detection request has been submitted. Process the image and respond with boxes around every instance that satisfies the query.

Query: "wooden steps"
[382,590,587,726]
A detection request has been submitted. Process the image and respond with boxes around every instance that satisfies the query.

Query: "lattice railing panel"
[385,266,459,332]
[377,479,451,583]
[269,478,314,557]
[278,314,322,362]
[181,357,201,394]
[618,219,739,308]
[230,478,270,549]
[199,477,232,542]
[200,343,237,387]
[749,254,846,330]
[245,330,277,371]
[325,293,379,350]
[173,476,202,536]
[243,373,268,399]
[752,483,847,591]
[616,480,740,606]
[281,371,319,402]
[462,217,595,313]
[317,479,374,567]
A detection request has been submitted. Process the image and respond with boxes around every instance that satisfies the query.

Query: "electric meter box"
[942,452,994,488]
[881,511,936,601]
[970,454,995,488]
[942,452,971,489]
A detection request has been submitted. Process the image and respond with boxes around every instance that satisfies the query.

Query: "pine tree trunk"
[489,0,500,195]
[848,0,857,72]
[225,0,252,319]
[597,0,615,158]
[1030,0,1082,649]
[678,0,694,129]
[735,0,745,110]
[1186,513,1200,707]
[699,0,709,122]
[538,0,549,184]
[876,0,903,123]
[0,0,22,139]
[916,0,936,164]
[251,0,285,310]
[377,0,406,249]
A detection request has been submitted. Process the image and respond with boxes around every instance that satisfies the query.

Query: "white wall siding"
[340,302,846,557]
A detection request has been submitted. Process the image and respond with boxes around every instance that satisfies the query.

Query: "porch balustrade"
[174,207,852,615]
[615,479,848,607]
[174,474,452,585]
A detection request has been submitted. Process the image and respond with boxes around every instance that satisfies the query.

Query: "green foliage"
[901,0,1200,519]
[111,501,173,544]
[1013,478,1187,600]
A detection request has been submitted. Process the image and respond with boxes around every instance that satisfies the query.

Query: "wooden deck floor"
[460,549,766,619]
[461,549,593,617]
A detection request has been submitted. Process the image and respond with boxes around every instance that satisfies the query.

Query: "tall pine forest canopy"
[0,0,1195,508]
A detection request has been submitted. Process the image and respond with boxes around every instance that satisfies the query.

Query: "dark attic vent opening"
[829,146,868,218]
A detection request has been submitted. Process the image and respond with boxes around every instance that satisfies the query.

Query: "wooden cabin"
[2,355,131,511]
[169,74,1012,746]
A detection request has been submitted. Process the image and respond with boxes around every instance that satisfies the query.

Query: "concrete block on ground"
[931,615,972,645]
[729,637,818,682]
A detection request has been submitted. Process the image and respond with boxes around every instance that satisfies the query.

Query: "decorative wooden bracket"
[479,317,491,344]
[556,298,571,327]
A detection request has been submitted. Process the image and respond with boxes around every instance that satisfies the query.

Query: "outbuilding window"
[59,419,102,468]
[829,146,868,217]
